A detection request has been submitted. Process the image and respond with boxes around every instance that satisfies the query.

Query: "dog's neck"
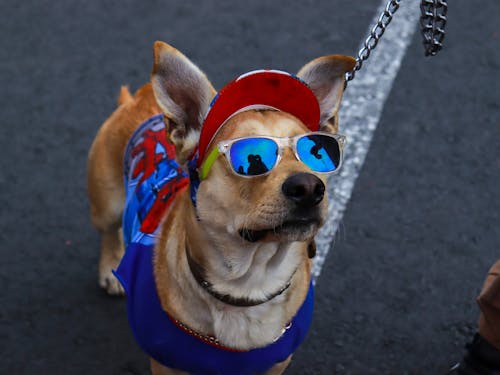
[156,191,310,350]
[185,231,308,350]
[185,245,293,307]
[186,218,305,306]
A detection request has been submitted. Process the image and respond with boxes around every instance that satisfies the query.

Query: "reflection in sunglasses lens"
[296,135,340,172]
[230,138,278,176]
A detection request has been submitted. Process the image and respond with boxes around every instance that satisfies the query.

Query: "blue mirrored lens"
[229,138,278,176]
[296,134,340,172]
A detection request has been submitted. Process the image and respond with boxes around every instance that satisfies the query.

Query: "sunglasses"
[199,132,346,180]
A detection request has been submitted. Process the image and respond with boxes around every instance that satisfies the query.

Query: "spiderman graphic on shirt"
[129,126,188,234]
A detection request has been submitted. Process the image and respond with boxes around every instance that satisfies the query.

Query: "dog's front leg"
[150,358,188,375]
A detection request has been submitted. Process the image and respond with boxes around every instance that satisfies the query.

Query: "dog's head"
[151,41,354,246]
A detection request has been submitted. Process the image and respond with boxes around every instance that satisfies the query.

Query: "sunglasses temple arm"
[199,146,221,180]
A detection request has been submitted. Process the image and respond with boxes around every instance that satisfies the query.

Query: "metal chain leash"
[420,0,448,56]
[345,0,448,86]
[345,0,401,84]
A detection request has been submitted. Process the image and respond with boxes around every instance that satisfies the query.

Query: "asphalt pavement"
[1,0,499,374]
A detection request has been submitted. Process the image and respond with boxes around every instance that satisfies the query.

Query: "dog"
[87,41,354,375]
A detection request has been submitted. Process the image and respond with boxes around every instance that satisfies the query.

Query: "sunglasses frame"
[215,131,347,179]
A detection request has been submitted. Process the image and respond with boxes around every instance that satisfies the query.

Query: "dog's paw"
[99,270,124,296]
[98,246,125,296]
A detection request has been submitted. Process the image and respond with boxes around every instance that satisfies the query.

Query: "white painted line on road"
[312,0,420,281]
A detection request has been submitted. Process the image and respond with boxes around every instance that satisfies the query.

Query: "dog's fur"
[87,41,354,375]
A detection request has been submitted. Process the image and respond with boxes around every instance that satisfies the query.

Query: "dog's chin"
[238,219,320,243]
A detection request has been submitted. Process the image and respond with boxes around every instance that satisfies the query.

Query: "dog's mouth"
[238,218,320,242]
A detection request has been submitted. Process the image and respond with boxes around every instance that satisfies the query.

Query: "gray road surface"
[1,0,499,374]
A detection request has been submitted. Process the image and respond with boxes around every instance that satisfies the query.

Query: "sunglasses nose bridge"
[274,137,291,149]
[276,138,297,162]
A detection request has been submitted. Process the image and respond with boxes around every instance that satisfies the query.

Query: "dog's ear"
[151,41,216,164]
[297,55,355,133]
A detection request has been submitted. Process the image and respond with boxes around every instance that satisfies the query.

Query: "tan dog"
[87,41,354,375]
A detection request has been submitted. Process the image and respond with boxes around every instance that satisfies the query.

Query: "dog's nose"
[282,173,325,206]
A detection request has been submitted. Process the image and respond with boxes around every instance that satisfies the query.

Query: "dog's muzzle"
[238,173,325,243]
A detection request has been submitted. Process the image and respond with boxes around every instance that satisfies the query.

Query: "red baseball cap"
[197,70,320,166]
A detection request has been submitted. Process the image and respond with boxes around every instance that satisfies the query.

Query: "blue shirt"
[114,114,314,374]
